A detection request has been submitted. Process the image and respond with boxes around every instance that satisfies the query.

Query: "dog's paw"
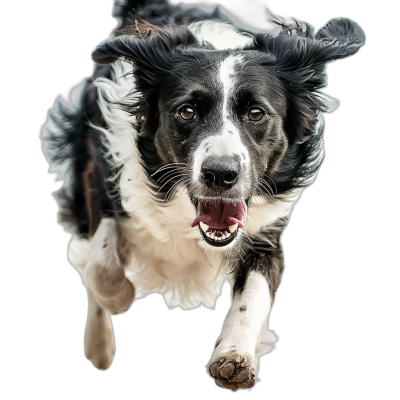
[208,350,256,391]
[84,309,115,370]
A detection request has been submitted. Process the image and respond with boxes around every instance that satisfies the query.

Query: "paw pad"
[208,351,255,391]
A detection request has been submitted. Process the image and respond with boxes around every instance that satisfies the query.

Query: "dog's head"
[93,17,364,248]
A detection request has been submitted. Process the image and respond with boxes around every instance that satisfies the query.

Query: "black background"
[12,0,378,398]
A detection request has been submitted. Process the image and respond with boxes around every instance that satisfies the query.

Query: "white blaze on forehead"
[192,55,249,182]
[219,54,243,120]
[188,20,254,50]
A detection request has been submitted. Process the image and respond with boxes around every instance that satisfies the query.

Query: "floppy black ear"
[313,18,365,63]
[92,35,138,65]
[302,19,365,95]
[257,18,365,88]
[92,16,199,65]
[93,16,164,64]
[255,17,364,143]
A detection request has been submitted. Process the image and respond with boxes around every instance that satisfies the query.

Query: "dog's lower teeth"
[200,224,237,243]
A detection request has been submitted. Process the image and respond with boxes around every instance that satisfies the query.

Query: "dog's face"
[92,17,365,249]
[153,53,288,247]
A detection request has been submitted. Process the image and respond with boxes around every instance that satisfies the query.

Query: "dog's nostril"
[201,156,240,190]
[204,171,215,184]
[224,172,235,183]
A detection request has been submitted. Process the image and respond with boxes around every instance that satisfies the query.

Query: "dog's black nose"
[201,156,240,190]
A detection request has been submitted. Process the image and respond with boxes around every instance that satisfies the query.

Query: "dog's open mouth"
[191,200,248,247]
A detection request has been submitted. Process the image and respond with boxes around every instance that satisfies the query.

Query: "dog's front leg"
[208,241,283,391]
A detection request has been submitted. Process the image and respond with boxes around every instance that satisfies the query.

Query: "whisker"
[263,173,278,194]
[258,178,275,195]
[239,235,254,244]
[252,190,265,211]
[257,181,276,204]
[248,177,275,203]
[178,185,189,206]
[158,169,187,184]
[157,174,187,193]
[151,163,187,176]
[169,181,189,204]
[165,178,190,203]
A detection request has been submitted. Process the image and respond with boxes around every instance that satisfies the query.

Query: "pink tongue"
[191,202,247,229]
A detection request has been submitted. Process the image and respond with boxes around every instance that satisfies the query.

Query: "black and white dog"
[42,0,364,391]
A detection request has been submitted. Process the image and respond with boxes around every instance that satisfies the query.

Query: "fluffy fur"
[42,0,365,391]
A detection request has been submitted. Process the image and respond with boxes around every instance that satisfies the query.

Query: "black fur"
[233,218,287,299]
[42,65,118,237]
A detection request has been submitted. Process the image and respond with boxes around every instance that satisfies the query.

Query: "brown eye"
[179,106,196,120]
[248,108,264,121]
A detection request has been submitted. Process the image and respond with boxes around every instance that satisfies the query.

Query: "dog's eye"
[248,108,264,121]
[179,106,196,120]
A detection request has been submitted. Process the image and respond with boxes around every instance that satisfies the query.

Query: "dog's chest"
[121,181,229,308]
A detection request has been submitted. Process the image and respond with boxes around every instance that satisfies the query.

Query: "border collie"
[41,0,365,391]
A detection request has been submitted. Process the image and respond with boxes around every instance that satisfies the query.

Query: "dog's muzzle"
[191,155,248,247]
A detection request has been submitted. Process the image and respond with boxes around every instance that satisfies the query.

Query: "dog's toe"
[208,351,255,391]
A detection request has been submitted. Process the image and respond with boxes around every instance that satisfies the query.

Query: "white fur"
[210,271,276,367]
[219,55,243,120]
[246,192,299,236]
[188,20,254,50]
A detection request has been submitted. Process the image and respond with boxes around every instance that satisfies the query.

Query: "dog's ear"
[256,18,364,143]
[256,18,365,86]
[314,18,365,62]
[305,19,365,97]
[92,35,137,65]
[92,16,198,65]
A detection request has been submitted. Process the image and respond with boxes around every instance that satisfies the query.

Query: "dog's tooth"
[229,223,238,233]
[200,221,209,232]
